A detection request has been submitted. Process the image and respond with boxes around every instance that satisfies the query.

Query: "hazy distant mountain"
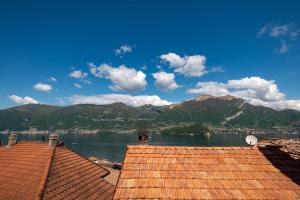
[1,95,299,131]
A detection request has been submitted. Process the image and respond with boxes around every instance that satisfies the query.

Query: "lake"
[0,132,299,162]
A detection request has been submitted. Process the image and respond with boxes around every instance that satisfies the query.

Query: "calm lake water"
[1,132,299,162]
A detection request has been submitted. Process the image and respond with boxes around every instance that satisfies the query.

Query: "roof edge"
[126,145,259,149]
[36,147,56,200]
[112,145,130,199]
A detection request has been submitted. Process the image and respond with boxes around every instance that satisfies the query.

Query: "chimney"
[138,134,149,145]
[7,134,17,147]
[137,130,149,145]
[48,133,58,147]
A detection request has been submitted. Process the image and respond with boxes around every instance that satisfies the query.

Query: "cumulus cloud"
[114,44,133,56]
[89,63,147,92]
[69,94,172,107]
[9,95,40,105]
[69,69,91,84]
[33,83,52,92]
[152,71,179,91]
[69,70,88,79]
[187,76,300,111]
[49,77,57,82]
[244,98,300,111]
[74,83,82,88]
[227,77,285,101]
[160,53,207,77]
[188,82,229,97]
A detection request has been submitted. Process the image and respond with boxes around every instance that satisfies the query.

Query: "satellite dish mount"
[245,132,258,148]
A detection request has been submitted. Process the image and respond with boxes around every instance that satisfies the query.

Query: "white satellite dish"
[246,135,258,146]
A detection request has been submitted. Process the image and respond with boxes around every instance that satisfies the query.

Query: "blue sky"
[1,0,300,110]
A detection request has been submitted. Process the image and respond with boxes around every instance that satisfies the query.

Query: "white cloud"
[258,23,300,54]
[49,77,57,82]
[257,23,300,40]
[114,44,133,56]
[69,70,88,79]
[227,77,285,101]
[187,76,300,111]
[74,83,82,88]
[210,66,225,73]
[9,95,40,105]
[89,63,147,92]
[188,82,229,96]
[160,53,207,77]
[152,71,179,91]
[244,98,300,111]
[275,40,289,54]
[69,69,91,84]
[33,83,52,92]
[69,94,172,107]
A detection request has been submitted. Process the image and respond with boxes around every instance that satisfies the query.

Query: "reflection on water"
[0,132,299,162]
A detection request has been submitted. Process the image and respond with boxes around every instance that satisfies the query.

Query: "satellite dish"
[246,135,258,146]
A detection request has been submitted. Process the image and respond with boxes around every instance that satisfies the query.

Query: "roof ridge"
[127,145,259,149]
[42,146,116,200]
[37,146,56,200]
[113,145,129,193]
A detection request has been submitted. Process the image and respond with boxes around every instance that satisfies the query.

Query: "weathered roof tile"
[0,142,115,200]
[114,145,300,199]
[0,142,53,200]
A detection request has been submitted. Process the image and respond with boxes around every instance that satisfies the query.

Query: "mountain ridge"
[1,95,299,131]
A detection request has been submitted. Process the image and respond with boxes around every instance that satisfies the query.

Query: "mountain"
[0,95,300,131]
[160,95,300,128]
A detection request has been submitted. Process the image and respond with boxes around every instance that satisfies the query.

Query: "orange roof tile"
[0,142,115,200]
[114,145,300,200]
[101,166,121,186]
[42,146,115,200]
[0,142,54,200]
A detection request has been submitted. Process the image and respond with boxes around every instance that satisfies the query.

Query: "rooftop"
[0,141,115,200]
[1,137,300,199]
[114,145,300,199]
[102,166,121,186]
[0,142,53,200]
[258,138,300,160]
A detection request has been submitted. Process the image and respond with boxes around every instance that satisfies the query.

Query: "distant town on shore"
[1,96,299,135]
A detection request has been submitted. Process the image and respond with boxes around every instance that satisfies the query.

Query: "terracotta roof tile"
[42,146,115,200]
[0,142,54,200]
[0,142,115,200]
[100,166,120,186]
[114,145,300,199]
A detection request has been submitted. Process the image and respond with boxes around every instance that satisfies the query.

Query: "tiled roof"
[0,142,54,200]
[101,166,121,186]
[0,142,115,200]
[258,138,300,160]
[43,146,115,200]
[114,145,300,200]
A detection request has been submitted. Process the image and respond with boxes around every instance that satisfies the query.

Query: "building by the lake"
[0,134,115,200]
[114,145,300,199]
[0,134,299,199]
